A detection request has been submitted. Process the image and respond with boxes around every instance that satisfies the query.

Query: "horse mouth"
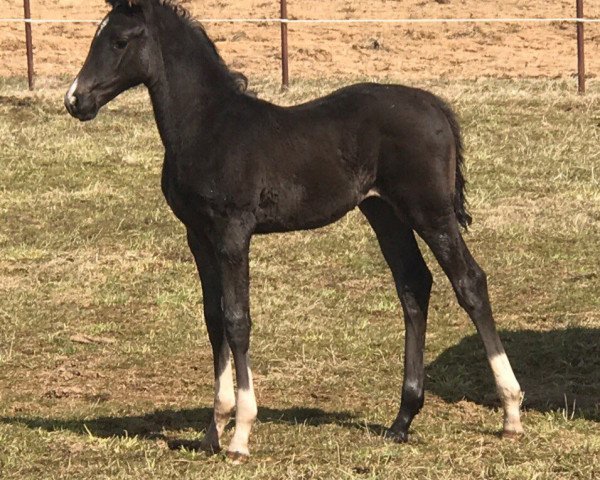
[64,93,99,122]
[74,110,98,122]
[64,102,98,122]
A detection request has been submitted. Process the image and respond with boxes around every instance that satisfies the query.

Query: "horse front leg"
[214,218,257,463]
[187,229,235,453]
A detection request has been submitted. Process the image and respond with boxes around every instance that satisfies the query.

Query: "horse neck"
[145,10,235,150]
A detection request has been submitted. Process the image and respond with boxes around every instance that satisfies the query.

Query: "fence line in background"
[4,1,596,92]
[3,17,600,24]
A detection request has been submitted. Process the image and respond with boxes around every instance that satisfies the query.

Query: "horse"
[64,0,524,462]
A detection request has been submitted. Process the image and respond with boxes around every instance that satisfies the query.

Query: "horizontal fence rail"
[2,17,600,24]
[4,2,597,92]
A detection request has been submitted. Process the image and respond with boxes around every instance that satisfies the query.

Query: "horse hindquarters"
[374,93,523,437]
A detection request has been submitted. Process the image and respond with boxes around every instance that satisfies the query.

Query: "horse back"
[168,83,456,233]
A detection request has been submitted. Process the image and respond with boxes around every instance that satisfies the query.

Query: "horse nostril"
[65,77,80,110]
[64,90,79,115]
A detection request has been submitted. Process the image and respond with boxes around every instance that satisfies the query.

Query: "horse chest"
[161,160,217,228]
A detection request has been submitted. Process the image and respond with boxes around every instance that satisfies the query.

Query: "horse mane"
[107,0,249,93]
[159,0,249,92]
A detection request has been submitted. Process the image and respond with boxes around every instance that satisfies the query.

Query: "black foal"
[65,0,524,460]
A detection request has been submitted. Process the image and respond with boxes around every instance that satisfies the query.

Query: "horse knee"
[223,310,251,353]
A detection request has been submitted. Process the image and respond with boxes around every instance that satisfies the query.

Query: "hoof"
[199,440,221,455]
[502,428,525,440]
[226,450,250,464]
[383,428,409,443]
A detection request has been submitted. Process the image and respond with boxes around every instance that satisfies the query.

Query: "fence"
[3,0,599,93]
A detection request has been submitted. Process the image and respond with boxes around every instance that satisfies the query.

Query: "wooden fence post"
[280,0,289,88]
[576,0,585,94]
[23,0,34,90]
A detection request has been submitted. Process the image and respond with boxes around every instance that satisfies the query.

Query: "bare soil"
[1,0,600,81]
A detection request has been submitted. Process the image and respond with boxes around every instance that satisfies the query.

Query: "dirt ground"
[1,0,599,82]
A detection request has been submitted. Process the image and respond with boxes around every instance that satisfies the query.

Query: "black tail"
[436,98,472,230]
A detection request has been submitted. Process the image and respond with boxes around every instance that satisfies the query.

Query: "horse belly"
[254,173,364,233]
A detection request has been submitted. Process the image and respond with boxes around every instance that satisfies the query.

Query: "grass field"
[0,77,599,479]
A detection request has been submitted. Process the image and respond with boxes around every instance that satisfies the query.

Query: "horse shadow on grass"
[0,406,387,451]
[2,328,597,448]
[425,327,600,422]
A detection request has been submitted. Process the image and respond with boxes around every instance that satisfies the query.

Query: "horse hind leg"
[413,213,524,437]
[360,197,433,442]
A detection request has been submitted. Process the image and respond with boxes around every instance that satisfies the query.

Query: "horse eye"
[114,39,128,50]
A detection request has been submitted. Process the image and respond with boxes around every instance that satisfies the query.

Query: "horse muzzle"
[64,89,99,122]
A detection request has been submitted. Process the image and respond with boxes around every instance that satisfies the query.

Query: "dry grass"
[0,76,599,479]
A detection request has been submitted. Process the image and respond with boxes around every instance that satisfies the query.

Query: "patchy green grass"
[0,76,598,479]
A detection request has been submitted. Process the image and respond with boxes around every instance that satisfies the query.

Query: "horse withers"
[64,0,524,461]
